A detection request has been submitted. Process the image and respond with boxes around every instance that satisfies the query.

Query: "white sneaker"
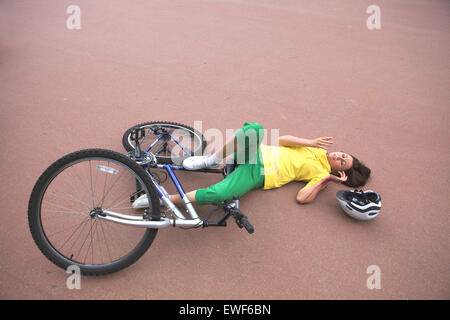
[132,194,165,209]
[182,155,220,170]
[132,194,150,209]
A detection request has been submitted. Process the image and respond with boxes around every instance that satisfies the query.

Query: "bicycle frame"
[98,162,237,229]
[145,163,226,228]
[97,129,240,230]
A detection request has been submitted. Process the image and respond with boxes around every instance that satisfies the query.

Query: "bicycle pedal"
[131,128,146,141]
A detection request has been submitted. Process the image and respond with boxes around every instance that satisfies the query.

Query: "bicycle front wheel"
[28,149,160,275]
[122,121,206,164]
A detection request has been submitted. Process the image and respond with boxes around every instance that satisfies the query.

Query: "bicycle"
[28,121,254,275]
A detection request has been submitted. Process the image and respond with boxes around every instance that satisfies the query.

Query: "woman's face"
[327,152,354,172]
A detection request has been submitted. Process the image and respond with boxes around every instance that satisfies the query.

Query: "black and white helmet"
[336,189,381,220]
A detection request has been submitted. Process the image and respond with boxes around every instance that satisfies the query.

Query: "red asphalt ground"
[0,0,449,300]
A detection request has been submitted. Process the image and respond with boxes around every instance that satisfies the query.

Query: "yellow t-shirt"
[260,144,331,190]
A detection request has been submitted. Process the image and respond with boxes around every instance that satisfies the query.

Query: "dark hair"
[343,155,371,188]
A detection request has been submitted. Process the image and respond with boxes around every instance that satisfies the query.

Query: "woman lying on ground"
[133,122,371,209]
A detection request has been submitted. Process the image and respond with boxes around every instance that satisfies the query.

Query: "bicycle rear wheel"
[28,149,160,275]
[122,121,206,164]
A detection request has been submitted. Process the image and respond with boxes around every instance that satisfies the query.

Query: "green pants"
[195,122,265,206]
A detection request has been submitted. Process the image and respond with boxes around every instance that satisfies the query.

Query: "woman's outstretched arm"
[278,135,333,148]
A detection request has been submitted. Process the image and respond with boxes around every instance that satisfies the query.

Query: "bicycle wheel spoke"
[60,170,92,209]
[69,163,97,207]
[88,161,95,207]
[102,184,148,212]
[98,219,113,262]
[42,200,88,217]
[46,219,90,238]
[101,220,140,253]
[98,162,129,208]
[83,219,97,264]
[60,217,91,255]
[45,190,91,210]
[94,220,104,264]
[75,219,93,263]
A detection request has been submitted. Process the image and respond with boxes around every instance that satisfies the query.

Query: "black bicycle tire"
[28,148,160,276]
[122,121,207,164]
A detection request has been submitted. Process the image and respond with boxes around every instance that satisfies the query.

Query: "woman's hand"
[330,171,347,184]
[309,137,333,149]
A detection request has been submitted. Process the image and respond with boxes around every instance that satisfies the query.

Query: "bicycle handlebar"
[239,216,254,234]
[229,207,254,234]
